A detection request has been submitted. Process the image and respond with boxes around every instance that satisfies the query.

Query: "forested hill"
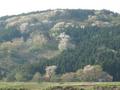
[0,9,120,81]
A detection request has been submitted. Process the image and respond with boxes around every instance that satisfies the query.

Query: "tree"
[58,32,75,51]
[5,73,16,82]
[0,27,21,42]
[61,72,76,82]
[44,65,57,81]
[32,72,42,82]
[76,65,113,82]
[15,72,27,81]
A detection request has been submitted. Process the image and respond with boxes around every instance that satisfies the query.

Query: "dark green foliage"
[0,27,21,42]
[45,26,120,81]
[50,9,95,21]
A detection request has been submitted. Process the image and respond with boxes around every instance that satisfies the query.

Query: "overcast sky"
[0,0,120,16]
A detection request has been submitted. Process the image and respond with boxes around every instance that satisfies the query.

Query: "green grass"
[0,82,63,90]
[0,82,120,90]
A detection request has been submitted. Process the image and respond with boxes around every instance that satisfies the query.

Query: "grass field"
[0,82,120,90]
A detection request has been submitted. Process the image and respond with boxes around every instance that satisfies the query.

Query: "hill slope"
[0,9,120,81]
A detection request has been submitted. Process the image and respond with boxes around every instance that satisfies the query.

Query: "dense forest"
[0,9,120,81]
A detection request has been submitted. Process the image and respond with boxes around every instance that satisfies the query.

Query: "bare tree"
[44,65,57,81]
[58,32,75,51]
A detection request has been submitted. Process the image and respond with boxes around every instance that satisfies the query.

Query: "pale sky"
[0,0,120,16]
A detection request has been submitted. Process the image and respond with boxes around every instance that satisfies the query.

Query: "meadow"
[0,82,120,90]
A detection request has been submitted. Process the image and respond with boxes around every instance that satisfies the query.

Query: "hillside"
[0,9,120,81]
